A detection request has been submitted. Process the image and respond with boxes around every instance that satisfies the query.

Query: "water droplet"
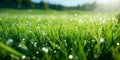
[94,55,97,58]
[112,18,114,20]
[69,55,73,59]
[18,44,22,47]
[116,43,119,45]
[22,38,25,41]
[42,47,48,53]
[64,39,66,42]
[33,56,36,59]
[34,42,37,45]
[91,40,95,42]
[54,50,56,53]
[6,39,13,45]
[70,48,73,50]
[22,55,26,59]
[65,43,67,46]
[36,51,39,54]
[58,47,61,49]
[100,37,104,43]
[75,13,78,16]
[74,41,76,44]
[11,54,20,59]
[45,43,48,45]
[88,49,91,51]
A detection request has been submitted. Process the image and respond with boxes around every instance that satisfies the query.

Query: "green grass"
[0,9,120,60]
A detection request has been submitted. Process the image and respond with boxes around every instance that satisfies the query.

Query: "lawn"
[0,9,120,60]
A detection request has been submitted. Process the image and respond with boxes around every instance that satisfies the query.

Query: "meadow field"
[0,9,120,60]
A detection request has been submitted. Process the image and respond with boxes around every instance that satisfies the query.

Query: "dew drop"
[94,55,97,58]
[88,49,91,51]
[69,55,73,59]
[116,43,119,46]
[33,56,36,59]
[18,44,22,47]
[70,48,73,50]
[22,55,26,59]
[34,42,37,45]
[75,13,78,16]
[45,43,48,45]
[22,38,25,41]
[74,41,76,44]
[42,47,48,53]
[54,50,56,53]
[100,37,104,43]
[65,43,67,46]
[58,47,61,49]
[36,51,39,54]
[64,39,66,42]
[91,40,95,42]
[6,39,13,45]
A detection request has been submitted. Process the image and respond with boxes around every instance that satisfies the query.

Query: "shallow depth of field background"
[0,0,120,60]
